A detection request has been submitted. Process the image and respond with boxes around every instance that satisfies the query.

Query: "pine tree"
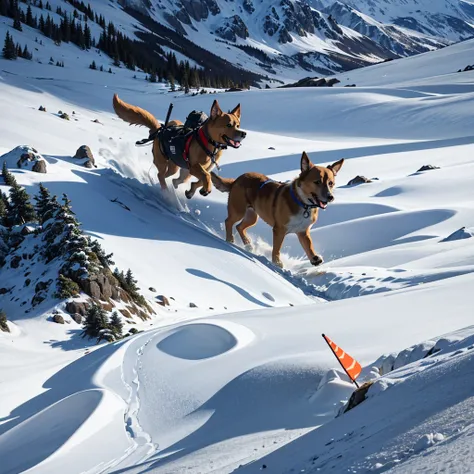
[26,5,35,27]
[190,68,200,89]
[42,193,80,261]
[41,194,60,223]
[0,192,6,224]
[168,73,175,91]
[13,14,22,32]
[182,69,190,94]
[34,183,52,224]
[125,269,138,291]
[3,31,17,60]
[2,162,15,186]
[0,0,8,16]
[109,311,123,338]
[88,237,114,268]
[55,274,80,299]
[0,191,9,226]
[6,181,37,226]
[89,60,97,70]
[22,44,32,60]
[84,23,91,49]
[82,303,109,339]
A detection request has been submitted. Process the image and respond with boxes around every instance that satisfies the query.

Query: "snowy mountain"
[118,0,474,79]
[318,0,474,42]
[1,0,473,86]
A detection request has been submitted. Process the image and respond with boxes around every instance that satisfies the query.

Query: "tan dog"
[112,94,246,199]
[211,152,344,267]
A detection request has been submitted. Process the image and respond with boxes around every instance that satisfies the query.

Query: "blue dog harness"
[260,179,319,218]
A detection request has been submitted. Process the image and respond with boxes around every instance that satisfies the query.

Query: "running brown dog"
[211,152,344,267]
[112,94,246,199]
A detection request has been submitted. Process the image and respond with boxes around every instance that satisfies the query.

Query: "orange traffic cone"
[322,334,362,388]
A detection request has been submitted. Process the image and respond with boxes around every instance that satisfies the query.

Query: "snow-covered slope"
[2,33,474,474]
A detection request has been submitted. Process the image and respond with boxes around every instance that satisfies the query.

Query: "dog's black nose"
[240,131,247,138]
[327,195,334,202]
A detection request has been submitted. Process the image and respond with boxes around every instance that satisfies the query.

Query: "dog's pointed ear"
[230,103,241,119]
[301,152,313,173]
[210,100,223,119]
[328,158,344,176]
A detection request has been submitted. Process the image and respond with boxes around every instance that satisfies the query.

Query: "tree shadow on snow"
[186,268,271,308]
[44,328,96,351]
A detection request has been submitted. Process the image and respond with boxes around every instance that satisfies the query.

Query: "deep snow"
[1,31,474,474]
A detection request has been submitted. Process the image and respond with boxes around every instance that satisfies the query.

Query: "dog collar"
[290,184,319,218]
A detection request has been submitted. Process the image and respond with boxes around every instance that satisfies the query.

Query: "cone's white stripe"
[347,359,356,371]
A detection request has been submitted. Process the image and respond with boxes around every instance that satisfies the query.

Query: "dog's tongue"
[320,202,328,210]
[229,139,241,148]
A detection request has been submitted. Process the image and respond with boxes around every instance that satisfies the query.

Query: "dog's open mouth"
[223,135,242,148]
[310,194,328,210]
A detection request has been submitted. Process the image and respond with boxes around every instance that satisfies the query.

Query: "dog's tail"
[112,93,160,132]
[211,172,235,193]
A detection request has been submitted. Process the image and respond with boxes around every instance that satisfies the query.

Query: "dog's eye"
[226,123,233,128]
[315,180,322,185]
[329,181,334,187]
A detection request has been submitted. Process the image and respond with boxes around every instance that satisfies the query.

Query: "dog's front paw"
[310,255,323,266]
[199,188,211,197]
[272,258,284,269]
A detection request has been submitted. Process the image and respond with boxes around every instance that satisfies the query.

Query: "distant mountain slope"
[117,0,474,81]
[2,0,473,86]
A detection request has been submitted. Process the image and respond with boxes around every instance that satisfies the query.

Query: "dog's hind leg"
[224,201,247,244]
[236,208,258,248]
[172,168,191,189]
[153,142,169,191]
[165,163,179,178]
[272,226,287,268]
[185,180,202,200]
[185,164,211,199]
[192,163,212,196]
[156,163,169,191]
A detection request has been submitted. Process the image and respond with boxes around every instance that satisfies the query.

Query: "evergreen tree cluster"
[113,268,147,307]
[1,162,36,227]
[2,31,32,60]
[82,304,123,341]
[37,10,93,49]
[0,0,244,88]
[0,166,148,342]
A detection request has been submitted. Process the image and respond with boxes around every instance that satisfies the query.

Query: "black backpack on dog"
[159,110,208,168]
[136,106,209,169]
[184,110,208,131]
